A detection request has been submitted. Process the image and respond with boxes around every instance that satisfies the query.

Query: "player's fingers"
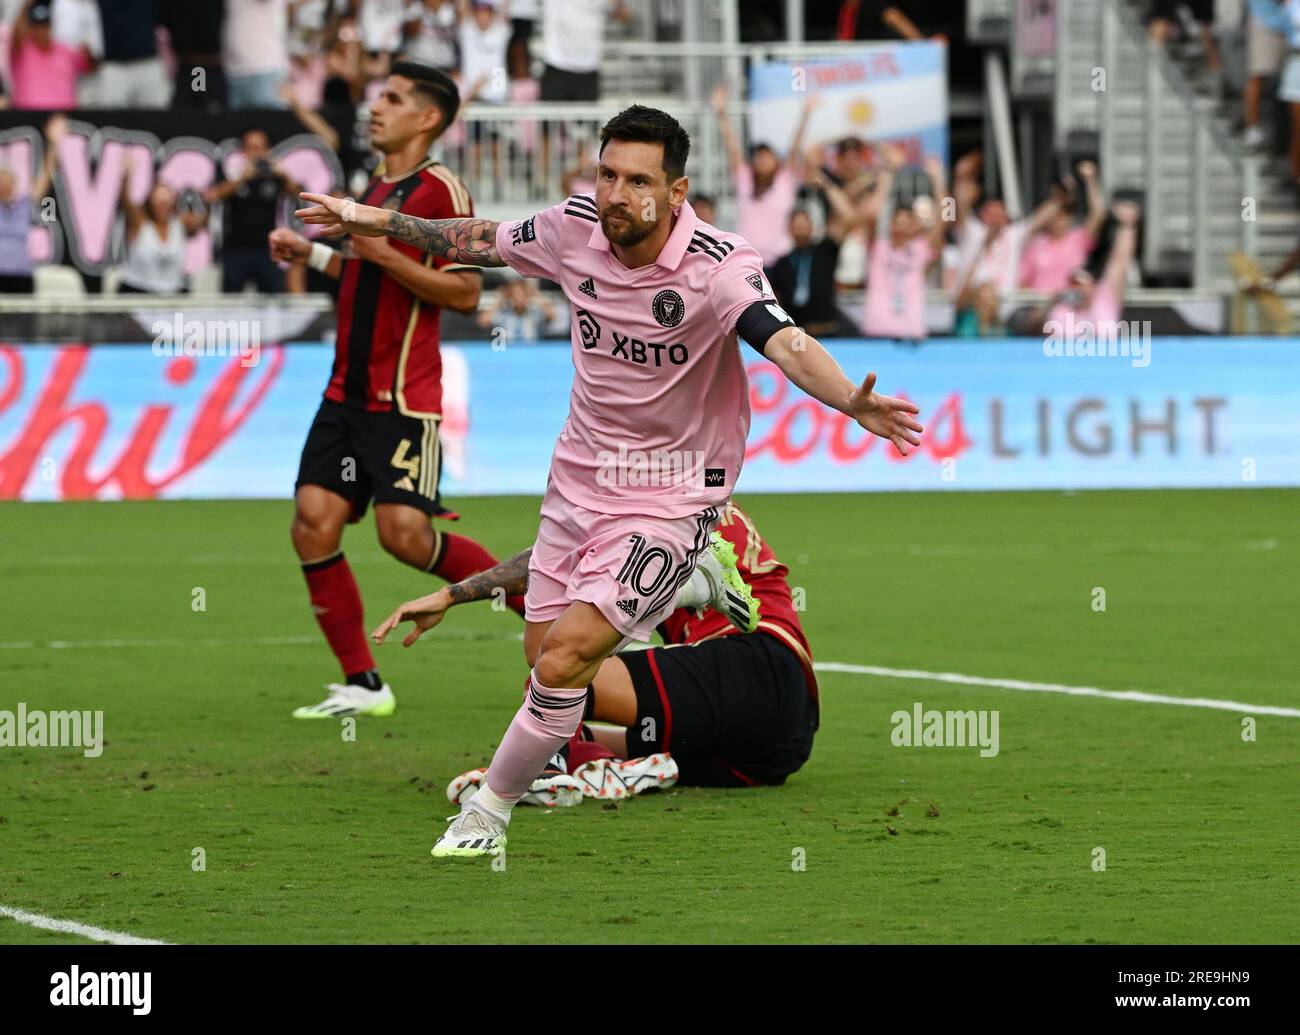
[898,414,924,433]
[891,435,910,456]
[859,371,877,396]
[319,224,348,238]
[372,607,409,643]
[402,626,424,648]
[370,616,395,644]
[881,393,920,414]
[897,428,922,447]
[299,192,335,208]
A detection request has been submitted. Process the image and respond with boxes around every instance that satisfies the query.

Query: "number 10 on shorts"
[618,533,674,597]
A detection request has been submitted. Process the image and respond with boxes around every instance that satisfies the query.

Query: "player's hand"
[1077,159,1099,182]
[847,372,923,456]
[268,227,310,265]
[296,191,391,238]
[371,588,454,647]
[347,232,393,265]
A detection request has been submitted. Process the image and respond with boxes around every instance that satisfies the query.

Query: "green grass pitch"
[1,489,1297,944]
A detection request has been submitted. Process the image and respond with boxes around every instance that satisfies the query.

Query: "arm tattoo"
[385,213,506,267]
[446,549,532,604]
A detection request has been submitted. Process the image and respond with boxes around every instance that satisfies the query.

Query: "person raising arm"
[296,190,924,455]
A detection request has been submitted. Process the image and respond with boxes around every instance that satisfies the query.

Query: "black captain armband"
[736,299,798,355]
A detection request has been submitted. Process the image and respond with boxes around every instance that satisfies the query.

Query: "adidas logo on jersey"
[615,598,639,617]
[578,277,597,299]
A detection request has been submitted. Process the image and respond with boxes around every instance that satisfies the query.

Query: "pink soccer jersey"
[495,196,773,519]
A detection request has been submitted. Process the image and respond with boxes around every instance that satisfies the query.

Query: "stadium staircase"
[976,0,1295,295]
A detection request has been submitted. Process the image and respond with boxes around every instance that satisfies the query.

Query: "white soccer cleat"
[431,805,507,858]
[447,767,584,808]
[292,682,396,719]
[697,532,760,633]
[572,753,680,799]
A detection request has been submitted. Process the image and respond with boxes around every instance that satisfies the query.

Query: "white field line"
[0,631,1294,718]
[815,663,1300,718]
[0,904,168,945]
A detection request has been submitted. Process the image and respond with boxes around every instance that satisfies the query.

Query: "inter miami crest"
[747,273,764,293]
[652,289,685,328]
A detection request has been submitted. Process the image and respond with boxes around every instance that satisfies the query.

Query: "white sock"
[468,783,514,826]
[674,566,712,610]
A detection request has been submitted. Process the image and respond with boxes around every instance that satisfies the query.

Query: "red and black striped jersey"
[325,159,478,417]
[659,503,819,707]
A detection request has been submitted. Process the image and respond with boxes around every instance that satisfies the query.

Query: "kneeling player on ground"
[374,504,818,805]
[302,104,918,859]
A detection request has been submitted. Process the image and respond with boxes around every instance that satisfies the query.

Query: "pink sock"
[483,671,588,806]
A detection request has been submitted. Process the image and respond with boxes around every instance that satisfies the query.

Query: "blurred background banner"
[0,112,342,280]
[3,337,1295,502]
[747,42,948,164]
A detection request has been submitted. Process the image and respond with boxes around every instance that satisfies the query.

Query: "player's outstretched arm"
[764,326,924,456]
[371,549,532,647]
[296,192,507,267]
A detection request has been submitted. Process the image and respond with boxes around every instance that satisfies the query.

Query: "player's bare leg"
[291,486,396,719]
[374,503,525,616]
[431,603,623,857]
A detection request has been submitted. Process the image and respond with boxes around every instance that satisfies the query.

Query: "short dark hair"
[599,105,690,183]
[392,59,461,136]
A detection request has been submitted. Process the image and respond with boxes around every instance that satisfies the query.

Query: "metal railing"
[1053,0,1256,288]
[442,38,965,221]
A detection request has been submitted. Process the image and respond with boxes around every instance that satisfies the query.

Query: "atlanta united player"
[298,105,922,858]
[270,62,528,720]
[374,502,818,805]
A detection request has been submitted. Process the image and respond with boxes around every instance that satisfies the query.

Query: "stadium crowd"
[14,0,1279,338]
[0,0,635,113]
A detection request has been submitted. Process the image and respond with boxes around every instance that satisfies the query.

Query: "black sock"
[346,669,383,692]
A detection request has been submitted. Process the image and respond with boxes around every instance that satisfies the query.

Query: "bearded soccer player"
[297,104,922,857]
[269,61,525,720]
[374,502,818,805]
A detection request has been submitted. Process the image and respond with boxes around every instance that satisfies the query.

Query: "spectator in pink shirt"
[8,1,92,110]
[1045,200,1141,334]
[712,85,816,269]
[859,148,948,342]
[951,149,1063,298]
[1019,159,1107,295]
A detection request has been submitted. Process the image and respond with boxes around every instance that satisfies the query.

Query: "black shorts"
[295,397,450,521]
[619,632,817,787]
[540,64,599,101]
